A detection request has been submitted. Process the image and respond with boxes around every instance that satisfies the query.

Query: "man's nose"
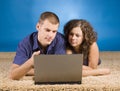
[48,31,54,37]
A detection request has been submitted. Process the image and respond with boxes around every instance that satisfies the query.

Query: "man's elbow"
[8,73,20,80]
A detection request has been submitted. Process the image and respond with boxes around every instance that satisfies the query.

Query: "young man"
[9,12,66,80]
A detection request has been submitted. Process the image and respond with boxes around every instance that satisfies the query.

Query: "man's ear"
[36,23,40,31]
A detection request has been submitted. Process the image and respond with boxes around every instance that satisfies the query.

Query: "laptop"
[34,54,83,84]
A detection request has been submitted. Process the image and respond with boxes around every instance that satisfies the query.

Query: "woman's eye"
[69,33,73,36]
[76,34,81,37]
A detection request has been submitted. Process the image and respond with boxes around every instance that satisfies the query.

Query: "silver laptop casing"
[34,54,83,84]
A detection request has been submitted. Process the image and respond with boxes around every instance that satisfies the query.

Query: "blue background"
[0,0,120,52]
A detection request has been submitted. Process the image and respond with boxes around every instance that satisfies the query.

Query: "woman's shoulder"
[90,42,98,48]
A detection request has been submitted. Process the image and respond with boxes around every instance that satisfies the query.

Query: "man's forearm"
[26,68,34,76]
[9,59,33,80]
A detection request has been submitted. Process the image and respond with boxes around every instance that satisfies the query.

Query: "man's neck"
[38,42,48,54]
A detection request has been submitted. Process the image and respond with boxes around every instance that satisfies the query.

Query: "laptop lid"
[34,54,83,84]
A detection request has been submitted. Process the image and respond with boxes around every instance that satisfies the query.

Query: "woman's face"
[68,27,83,48]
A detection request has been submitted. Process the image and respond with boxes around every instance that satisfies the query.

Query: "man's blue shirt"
[13,32,66,65]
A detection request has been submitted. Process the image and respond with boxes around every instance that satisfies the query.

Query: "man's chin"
[46,42,52,45]
[43,40,53,46]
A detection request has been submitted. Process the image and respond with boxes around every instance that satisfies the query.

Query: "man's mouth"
[45,38,52,42]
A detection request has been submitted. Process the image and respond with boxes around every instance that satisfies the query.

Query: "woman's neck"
[73,46,80,53]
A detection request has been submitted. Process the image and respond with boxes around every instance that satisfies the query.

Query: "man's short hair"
[39,11,59,24]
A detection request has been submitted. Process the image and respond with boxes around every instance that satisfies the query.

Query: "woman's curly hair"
[64,19,97,60]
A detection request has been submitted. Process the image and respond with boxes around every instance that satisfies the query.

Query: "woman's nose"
[72,35,76,39]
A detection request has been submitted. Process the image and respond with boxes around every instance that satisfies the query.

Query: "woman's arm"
[88,42,99,69]
[66,46,111,77]
[82,68,110,77]
[82,65,93,70]
[66,49,73,54]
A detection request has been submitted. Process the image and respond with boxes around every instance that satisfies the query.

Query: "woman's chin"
[71,44,77,47]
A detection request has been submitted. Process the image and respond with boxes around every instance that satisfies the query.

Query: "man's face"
[37,19,59,47]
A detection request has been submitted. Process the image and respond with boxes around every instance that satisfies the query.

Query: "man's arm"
[26,68,34,76]
[9,59,33,80]
[9,51,40,80]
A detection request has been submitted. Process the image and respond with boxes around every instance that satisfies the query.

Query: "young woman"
[64,19,110,76]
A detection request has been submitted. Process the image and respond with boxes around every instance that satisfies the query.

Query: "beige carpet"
[0,52,120,91]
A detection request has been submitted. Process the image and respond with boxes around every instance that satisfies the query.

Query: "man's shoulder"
[19,32,37,45]
[24,32,37,39]
[56,32,65,39]
[21,32,37,41]
[52,32,66,45]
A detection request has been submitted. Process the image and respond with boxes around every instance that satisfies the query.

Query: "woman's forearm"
[82,68,110,77]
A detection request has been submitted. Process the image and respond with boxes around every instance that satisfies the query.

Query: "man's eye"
[53,31,56,33]
[46,29,50,32]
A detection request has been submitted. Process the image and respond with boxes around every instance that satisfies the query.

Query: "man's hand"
[29,51,40,67]
[26,51,40,76]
